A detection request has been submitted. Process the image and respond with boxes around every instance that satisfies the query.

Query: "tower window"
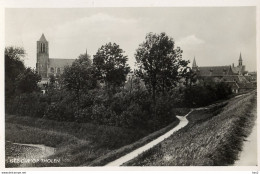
[50,67,54,73]
[41,43,45,53]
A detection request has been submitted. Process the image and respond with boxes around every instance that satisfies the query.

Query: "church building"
[191,53,247,77]
[36,34,75,79]
[191,53,254,93]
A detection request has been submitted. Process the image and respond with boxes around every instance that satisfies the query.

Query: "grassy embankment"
[5,115,142,167]
[124,91,256,166]
[5,108,187,167]
[87,108,191,166]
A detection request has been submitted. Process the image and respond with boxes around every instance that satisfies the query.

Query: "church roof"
[39,34,47,42]
[49,58,75,68]
[222,75,248,83]
[222,75,240,82]
[195,66,233,76]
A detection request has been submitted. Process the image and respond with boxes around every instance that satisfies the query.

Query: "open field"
[124,91,257,166]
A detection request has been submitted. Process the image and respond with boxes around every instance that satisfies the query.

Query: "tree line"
[5,32,232,132]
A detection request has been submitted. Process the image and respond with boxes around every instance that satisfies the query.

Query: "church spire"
[239,52,242,66]
[39,33,47,42]
[192,57,197,68]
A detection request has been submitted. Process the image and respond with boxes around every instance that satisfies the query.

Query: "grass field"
[5,108,184,167]
[124,91,257,166]
[5,115,149,167]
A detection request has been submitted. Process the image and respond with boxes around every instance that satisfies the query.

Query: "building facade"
[36,34,75,79]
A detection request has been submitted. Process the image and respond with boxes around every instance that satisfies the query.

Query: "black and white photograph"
[3,2,258,170]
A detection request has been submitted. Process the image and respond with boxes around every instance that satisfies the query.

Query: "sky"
[5,7,256,71]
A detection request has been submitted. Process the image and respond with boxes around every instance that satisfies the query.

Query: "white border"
[0,0,259,172]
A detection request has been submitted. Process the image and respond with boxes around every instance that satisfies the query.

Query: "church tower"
[238,52,242,66]
[36,34,49,78]
[192,57,198,70]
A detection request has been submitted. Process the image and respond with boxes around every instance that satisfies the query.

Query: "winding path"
[105,93,249,166]
[105,110,194,166]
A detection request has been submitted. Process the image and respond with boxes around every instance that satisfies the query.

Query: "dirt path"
[12,143,55,158]
[9,142,56,167]
[234,101,257,166]
[105,110,194,166]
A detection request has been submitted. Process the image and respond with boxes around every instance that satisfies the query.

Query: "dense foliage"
[5,47,26,99]
[135,32,189,102]
[183,81,232,107]
[5,33,233,135]
[93,42,131,93]
[5,47,41,108]
[15,67,41,94]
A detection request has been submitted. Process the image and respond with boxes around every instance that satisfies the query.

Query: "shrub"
[44,101,76,122]
[183,82,232,107]
[6,92,47,118]
[120,103,147,129]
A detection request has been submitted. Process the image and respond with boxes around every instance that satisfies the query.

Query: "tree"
[75,52,92,66]
[93,42,131,93]
[182,67,197,89]
[124,71,146,95]
[135,32,189,103]
[46,74,56,91]
[49,74,55,84]
[5,47,41,95]
[15,67,41,94]
[62,52,97,119]
[63,52,97,93]
[5,46,26,98]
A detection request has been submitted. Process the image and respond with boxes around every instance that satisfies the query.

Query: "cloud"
[49,13,138,37]
[177,35,205,46]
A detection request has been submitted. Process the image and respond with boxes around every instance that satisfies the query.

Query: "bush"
[6,86,181,134]
[44,91,76,121]
[6,92,47,118]
[183,82,232,107]
[44,102,76,122]
[153,95,177,129]
[120,103,147,129]
[6,80,231,133]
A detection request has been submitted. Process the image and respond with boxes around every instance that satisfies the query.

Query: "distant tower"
[192,57,197,69]
[36,34,49,78]
[238,52,242,66]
